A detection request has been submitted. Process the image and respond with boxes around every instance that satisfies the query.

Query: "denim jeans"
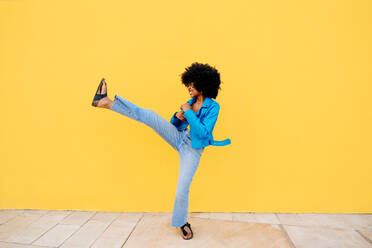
[109,94,205,227]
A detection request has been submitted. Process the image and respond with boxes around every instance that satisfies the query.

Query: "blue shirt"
[170,96,231,148]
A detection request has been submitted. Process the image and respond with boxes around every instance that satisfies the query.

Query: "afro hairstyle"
[180,62,222,99]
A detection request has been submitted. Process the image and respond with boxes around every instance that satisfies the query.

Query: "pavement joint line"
[355,229,372,245]
[89,212,121,248]
[278,223,297,248]
[121,213,145,248]
[30,221,60,246]
[56,211,98,248]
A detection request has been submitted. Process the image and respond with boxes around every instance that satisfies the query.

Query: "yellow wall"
[1,0,371,212]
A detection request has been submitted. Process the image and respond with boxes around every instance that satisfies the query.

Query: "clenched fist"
[181,103,192,112]
[175,111,187,122]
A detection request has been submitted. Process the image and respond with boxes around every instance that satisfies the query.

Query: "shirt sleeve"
[170,111,189,131]
[170,111,181,126]
[183,103,220,139]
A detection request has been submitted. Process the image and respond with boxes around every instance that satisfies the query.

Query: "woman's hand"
[181,103,192,112]
[175,111,187,122]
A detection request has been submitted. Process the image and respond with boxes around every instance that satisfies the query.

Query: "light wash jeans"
[109,94,205,227]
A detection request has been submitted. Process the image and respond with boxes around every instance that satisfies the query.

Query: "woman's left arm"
[183,103,220,139]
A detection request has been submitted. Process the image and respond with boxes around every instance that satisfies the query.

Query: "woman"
[91,62,231,240]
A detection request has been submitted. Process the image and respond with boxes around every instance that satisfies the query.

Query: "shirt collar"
[187,96,213,108]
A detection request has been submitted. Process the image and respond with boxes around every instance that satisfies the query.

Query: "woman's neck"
[195,95,205,104]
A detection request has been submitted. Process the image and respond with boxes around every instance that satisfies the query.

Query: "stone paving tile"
[60,211,96,226]
[341,214,372,230]
[209,212,233,221]
[60,210,96,226]
[191,212,240,221]
[19,210,50,217]
[0,241,48,248]
[5,210,71,244]
[59,220,112,248]
[190,212,210,219]
[298,214,360,230]
[115,213,144,223]
[358,229,372,244]
[253,213,280,224]
[89,212,121,224]
[276,213,302,226]
[231,213,280,224]
[277,213,372,230]
[145,212,171,216]
[122,214,291,247]
[283,224,372,248]
[32,224,80,247]
[0,211,20,225]
[0,215,42,241]
[91,213,143,248]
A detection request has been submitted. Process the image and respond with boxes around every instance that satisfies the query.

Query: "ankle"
[106,99,114,109]
[102,98,113,109]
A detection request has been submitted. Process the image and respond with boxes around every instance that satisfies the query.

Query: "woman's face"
[187,82,202,98]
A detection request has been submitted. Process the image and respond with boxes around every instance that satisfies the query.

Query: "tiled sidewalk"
[0,210,371,247]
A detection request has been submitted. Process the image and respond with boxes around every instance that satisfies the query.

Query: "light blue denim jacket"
[170,96,231,148]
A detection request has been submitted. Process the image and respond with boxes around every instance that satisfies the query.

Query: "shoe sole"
[91,78,106,107]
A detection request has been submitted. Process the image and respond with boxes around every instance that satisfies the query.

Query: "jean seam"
[177,137,186,152]
[113,94,135,119]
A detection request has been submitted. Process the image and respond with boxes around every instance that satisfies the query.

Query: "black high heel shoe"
[91,78,107,107]
[180,222,193,240]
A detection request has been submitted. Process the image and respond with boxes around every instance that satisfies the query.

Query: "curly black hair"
[180,62,221,99]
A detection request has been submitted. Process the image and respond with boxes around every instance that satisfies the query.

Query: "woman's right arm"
[170,111,189,130]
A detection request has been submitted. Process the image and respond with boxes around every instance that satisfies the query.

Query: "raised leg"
[109,94,184,151]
